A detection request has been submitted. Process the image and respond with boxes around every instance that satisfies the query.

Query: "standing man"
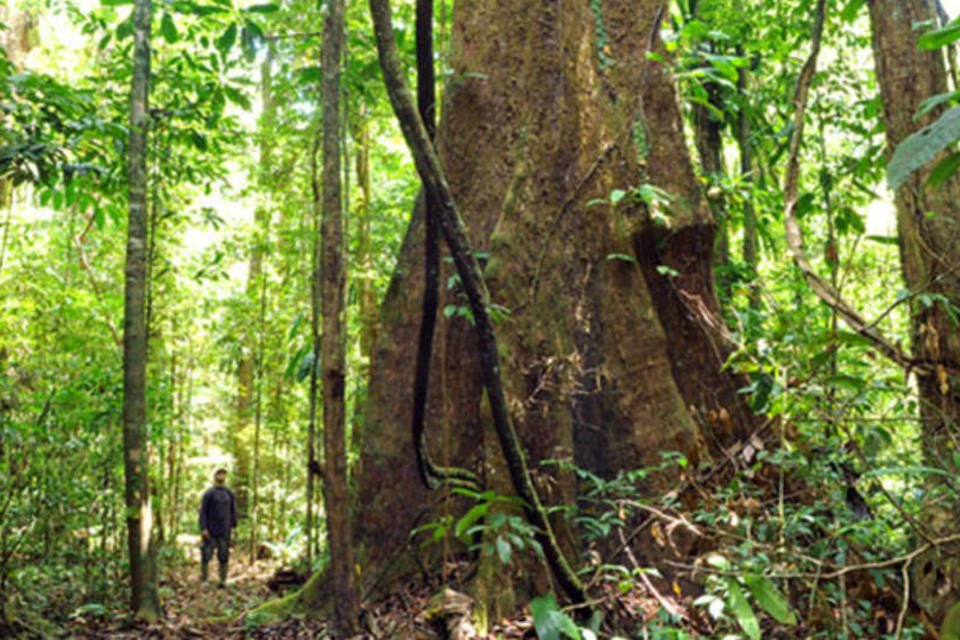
[199,467,237,587]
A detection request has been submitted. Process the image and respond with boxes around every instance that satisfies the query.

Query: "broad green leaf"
[610,188,627,204]
[917,91,960,120]
[116,14,134,40]
[160,13,179,44]
[888,105,960,189]
[295,351,315,382]
[840,0,863,22]
[296,66,322,85]
[216,23,238,58]
[223,85,251,109]
[531,594,581,640]
[454,503,488,540]
[190,131,208,151]
[495,535,511,564]
[919,20,960,51]
[242,20,265,61]
[173,1,229,16]
[865,235,898,246]
[744,574,797,625]
[927,151,960,187]
[287,312,305,341]
[243,2,279,13]
[727,580,760,640]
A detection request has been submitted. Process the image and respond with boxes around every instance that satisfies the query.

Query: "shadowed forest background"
[5,0,960,637]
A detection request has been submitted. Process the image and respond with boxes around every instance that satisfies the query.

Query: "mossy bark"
[355,0,755,603]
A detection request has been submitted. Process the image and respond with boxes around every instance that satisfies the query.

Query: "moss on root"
[244,590,303,628]
[245,569,335,629]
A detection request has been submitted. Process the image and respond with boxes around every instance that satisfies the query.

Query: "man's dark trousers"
[201,534,230,584]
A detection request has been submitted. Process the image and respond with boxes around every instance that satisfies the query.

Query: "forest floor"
[53,558,541,639]
[42,544,659,638]
[58,560,330,639]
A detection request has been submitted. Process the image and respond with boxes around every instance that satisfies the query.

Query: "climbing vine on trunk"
[368,0,586,606]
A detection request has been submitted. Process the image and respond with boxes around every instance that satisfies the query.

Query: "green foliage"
[530,593,597,640]
[887,106,960,189]
[419,488,546,567]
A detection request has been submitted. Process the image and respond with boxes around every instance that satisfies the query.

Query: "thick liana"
[368,0,587,606]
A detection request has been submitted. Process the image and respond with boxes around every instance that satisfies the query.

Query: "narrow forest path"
[63,561,328,639]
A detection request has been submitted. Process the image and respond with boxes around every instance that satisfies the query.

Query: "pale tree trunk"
[232,56,277,521]
[737,63,760,307]
[868,0,960,623]
[355,0,755,604]
[308,0,359,630]
[244,52,277,561]
[306,136,320,569]
[248,270,267,564]
[122,0,160,622]
[354,112,378,359]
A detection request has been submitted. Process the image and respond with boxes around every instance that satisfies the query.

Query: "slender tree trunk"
[868,0,960,624]
[354,112,378,359]
[737,62,760,309]
[307,0,359,629]
[122,0,160,621]
[306,133,321,571]
[249,273,267,564]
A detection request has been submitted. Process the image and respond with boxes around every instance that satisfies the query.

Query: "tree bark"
[122,0,161,622]
[354,111,378,359]
[868,0,960,622]
[306,132,320,570]
[313,0,359,630]
[356,0,755,601]
[869,0,960,469]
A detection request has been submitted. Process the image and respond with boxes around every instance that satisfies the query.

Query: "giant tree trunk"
[122,0,161,621]
[355,0,755,598]
[868,0,960,622]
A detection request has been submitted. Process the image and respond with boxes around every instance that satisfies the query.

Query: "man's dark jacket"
[199,485,237,538]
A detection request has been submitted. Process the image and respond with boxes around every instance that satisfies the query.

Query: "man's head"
[214,468,227,485]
